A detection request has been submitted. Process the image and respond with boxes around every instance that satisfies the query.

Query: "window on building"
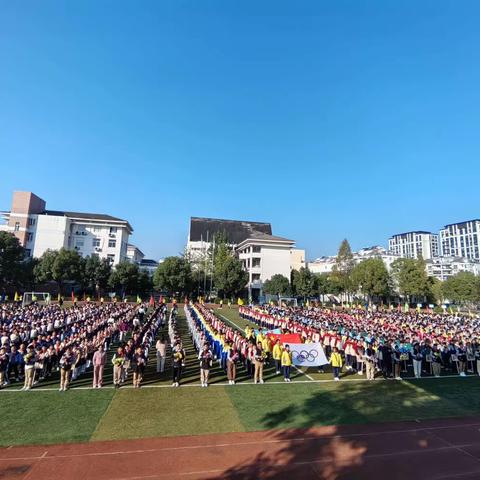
[108,239,116,248]
[27,232,33,242]
[252,274,261,282]
[252,258,261,268]
[93,238,101,248]
[107,254,115,264]
[109,227,117,234]
[75,240,84,248]
[14,222,20,232]
[25,249,31,257]
[252,245,261,253]
[28,218,36,226]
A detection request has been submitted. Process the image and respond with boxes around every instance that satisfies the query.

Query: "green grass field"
[2,306,480,447]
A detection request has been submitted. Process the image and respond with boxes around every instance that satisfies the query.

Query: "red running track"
[2,416,480,479]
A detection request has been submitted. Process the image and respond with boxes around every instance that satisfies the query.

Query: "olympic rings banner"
[289,342,328,367]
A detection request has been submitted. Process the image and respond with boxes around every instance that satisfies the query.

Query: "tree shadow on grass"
[207,379,480,479]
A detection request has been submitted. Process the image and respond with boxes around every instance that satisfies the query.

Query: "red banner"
[268,333,302,345]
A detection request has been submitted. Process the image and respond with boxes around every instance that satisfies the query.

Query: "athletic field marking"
[0,373,477,393]
[6,443,480,479]
[426,427,480,467]
[109,445,480,479]
[3,421,480,461]
[216,312,246,333]
[293,365,314,381]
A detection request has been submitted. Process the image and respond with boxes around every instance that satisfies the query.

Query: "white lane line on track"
[3,421,480,461]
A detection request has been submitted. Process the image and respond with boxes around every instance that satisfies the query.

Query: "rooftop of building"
[442,219,480,228]
[140,259,159,266]
[389,231,437,238]
[189,216,272,244]
[237,232,295,245]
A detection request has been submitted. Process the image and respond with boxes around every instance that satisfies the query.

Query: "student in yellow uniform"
[272,339,283,374]
[281,344,293,382]
[330,346,343,381]
[261,335,271,365]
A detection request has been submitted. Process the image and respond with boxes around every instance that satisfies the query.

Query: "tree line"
[2,231,480,305]
[0,232,152,298]
[262,239,480,306]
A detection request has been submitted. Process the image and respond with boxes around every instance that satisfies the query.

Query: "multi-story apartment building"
[0,191,132,265]
[126,244,145,263]
[439,220,480,260]
[308,246,401,275]
[236,233,296,302]
[425,256,480,281]
[388,231,439,260]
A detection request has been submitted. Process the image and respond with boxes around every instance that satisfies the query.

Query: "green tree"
[84,256,112,295]
[350,258,390,302]
[0,231,25,290]
[109,261,140,296]
[213,248,247,299]
[153,256,193,296]
[34,248,84,293]
[391,257,431,301]
[315,273,342,297]
[332,239,355,297]
[426,276,442,305]
[137,270,153,296]
[292,267,316,299]
[263,274,291,297]
[442,272,480,304]
[34,249,58,284]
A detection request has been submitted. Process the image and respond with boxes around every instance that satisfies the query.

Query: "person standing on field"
[156,335,167,374]
[272,339,283,374]
[364,344,376,381]
[227,343,239,385]
[112,346,125,389]
[92,344,106,388]
[59,346,74,391]
[199,343,213,387]
[281,344,293,382]
[22,345,36,390]
[254,342,265,384]
[133,346,146,388]
[330,346,343,381]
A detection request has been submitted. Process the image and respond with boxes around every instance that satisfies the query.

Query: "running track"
[3,417,480,479]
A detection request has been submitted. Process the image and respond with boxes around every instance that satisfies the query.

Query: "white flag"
[290,342,328,367]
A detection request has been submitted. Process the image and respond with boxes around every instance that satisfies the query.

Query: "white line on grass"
[0,373,476,393]
[216,312,246,333]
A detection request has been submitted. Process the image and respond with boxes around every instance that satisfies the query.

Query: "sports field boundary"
[0,373,476,392]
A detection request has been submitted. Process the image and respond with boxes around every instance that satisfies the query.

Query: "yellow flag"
[14,292,20,302]
[136,295,142,304]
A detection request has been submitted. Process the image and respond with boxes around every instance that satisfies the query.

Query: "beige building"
[290,248,306,272]
[1,191,133,265]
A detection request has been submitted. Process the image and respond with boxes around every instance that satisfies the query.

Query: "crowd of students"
[239,305,480,380]
[186,303,294,385]
[3,299,477,390]
[0,301,161,390]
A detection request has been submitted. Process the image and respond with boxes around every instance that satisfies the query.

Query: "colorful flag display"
[289,342,328,367]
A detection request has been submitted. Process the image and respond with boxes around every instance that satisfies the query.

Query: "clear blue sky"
[1,1,479,260]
